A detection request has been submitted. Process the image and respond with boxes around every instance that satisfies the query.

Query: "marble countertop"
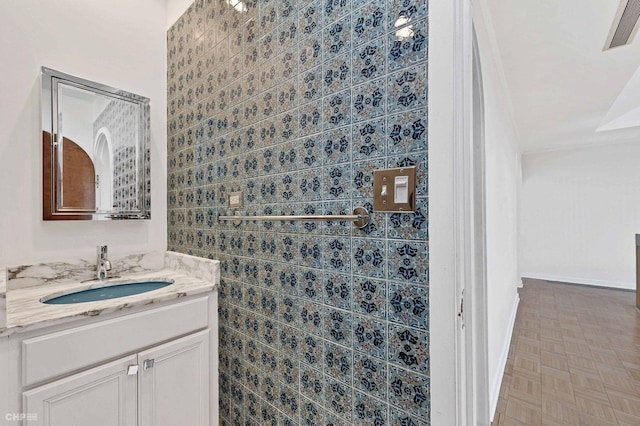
[1,252,219,336]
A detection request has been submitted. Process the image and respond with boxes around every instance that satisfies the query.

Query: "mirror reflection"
[42,67,150,220]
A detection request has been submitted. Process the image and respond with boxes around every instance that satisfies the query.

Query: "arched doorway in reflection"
[94,128,113,211]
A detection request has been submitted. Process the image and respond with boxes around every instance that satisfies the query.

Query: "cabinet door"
[23,355,137,426]
[138,330,209,426]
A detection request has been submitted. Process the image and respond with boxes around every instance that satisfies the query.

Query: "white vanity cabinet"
[23,330,209,426]
[138,330,209,426]
[2,294,217,426]
[23,354,139,426]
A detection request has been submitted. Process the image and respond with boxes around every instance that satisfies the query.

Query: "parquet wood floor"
[493,279,640,426]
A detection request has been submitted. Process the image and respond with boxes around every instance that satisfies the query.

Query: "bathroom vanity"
[0,252,219,426]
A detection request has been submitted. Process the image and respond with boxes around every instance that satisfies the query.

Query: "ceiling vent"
[605,0,640,50]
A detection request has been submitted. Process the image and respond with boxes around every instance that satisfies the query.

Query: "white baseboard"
[521,272,634,291]
[516,278,523,288]
[490,293,520,422]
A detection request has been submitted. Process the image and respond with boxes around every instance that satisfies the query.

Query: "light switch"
[394,176,409,203]
[229,191,243,209]
[372,166,416,212]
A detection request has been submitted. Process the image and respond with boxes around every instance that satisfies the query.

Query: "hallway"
[493,279,640,425]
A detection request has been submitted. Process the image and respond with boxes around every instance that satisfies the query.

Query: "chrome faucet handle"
[96,245,110,280]
[98,245,108,258]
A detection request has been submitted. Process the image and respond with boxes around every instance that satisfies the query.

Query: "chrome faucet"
[97,245,112,280]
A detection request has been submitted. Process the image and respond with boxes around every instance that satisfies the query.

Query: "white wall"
[474,2,522,418]
[0,0,167,266]
[430,1,522,421]
[166,0,193,28]
[521,142,640,289]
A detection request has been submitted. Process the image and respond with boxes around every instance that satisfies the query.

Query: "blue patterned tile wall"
[167,0,428,423]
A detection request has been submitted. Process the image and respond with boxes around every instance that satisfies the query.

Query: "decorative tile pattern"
[388,108,427,155]
[354,392,388,425]
[324,238,351,273]
[389,24,427,72]
[323,165,351,200]
[389,366,429,419]
[279,294,299,325]
[322,200,352,236]
[300,301,324,336]
[388,324,429,374]
[387,64,428,113]
[246,391,261,422]
[299,1,322,37]
[299,102,322,136]
[354,315,387,359]
[390,407,429,426]
[300,398,326,425]
[353,117,386,161]
[324,342,353,384]
[300,332,323,368]
[323,127,351,164]
[324,272,351,309]
[353,37,386,85]
[299,236,323,269]
[353,276,387,319]
[353,159,386,199]
[323,54,351,95]
[352,0,386,47]
[352,238,386,278]
[326,17,351,60]
[301,364,324,399]
[353,78,386,123]
[354,352,387,399]
[323,90,351,129]
[167,0,428,423]
[325,378,353,420]
[299,35,323,71]
[324,0,351,25]
[278,330,300,375]
[278,384,300,419]
[388,197,428,240]
[388,240,428,284]
[388,283,428,329]
[325,308,353,346]
[261,402,279,426]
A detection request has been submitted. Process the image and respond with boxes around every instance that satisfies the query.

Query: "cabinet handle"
[143,359,155,370]
[127,364,139,375]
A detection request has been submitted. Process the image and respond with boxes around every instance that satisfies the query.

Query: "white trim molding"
[521,273,634,291]
[490,293,520,421]
[429,0,473,423]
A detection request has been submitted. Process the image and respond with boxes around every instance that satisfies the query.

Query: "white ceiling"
[484,0,640,153]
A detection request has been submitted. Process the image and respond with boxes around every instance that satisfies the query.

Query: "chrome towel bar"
[219,206,370,228]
